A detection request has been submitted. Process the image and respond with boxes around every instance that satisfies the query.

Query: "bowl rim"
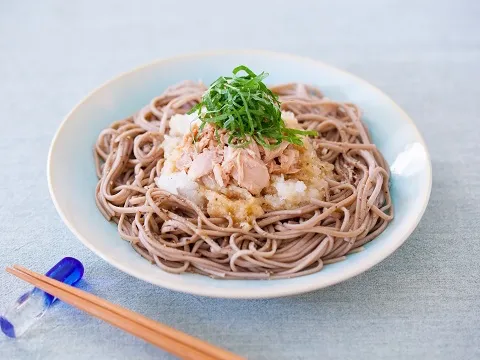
[47,49,432,298]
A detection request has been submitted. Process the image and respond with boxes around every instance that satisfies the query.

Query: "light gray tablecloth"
[1,1,479,359]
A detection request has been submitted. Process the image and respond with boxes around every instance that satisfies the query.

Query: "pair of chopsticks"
[6,265,244,360]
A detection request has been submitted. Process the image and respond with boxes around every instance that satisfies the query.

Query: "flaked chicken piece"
[246,141,261,159]
[195,124,215,151]
[221,146,237,174]
[187,150,222,180]
[181,126,196,148]
[196,137,210,152]
[220,146,270,195]
[279,148,301,174]
[169,123,272,195]
[263,141,301,175]
[266,161,278,174]
[213,164,229,187]
[231,150,270,195]
[189,123,229,153]
[263,142,289,162]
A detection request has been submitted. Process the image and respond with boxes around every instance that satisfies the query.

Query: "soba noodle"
[94,81,393,279]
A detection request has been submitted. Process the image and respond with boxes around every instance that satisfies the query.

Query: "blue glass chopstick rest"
[1,257,84,338]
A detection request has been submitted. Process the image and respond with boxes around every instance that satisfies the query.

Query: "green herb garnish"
[188,65,317,149]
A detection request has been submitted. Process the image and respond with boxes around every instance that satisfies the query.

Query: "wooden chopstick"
[6,265,244,360]
[6,267,213,360]
[11,265,238,359]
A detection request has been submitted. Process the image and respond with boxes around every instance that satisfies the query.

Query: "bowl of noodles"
[48,50,431,298]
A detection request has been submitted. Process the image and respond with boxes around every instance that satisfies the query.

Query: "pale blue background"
[0,1,479,359]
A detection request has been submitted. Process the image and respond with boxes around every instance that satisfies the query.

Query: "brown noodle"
[94,81,393,279]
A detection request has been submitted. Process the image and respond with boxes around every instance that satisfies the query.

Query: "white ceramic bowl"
[48,50,431,298]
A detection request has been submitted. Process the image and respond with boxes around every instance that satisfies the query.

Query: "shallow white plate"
[48,50,431,298]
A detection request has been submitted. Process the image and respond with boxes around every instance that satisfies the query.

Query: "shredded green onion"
[188,65,317,149]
